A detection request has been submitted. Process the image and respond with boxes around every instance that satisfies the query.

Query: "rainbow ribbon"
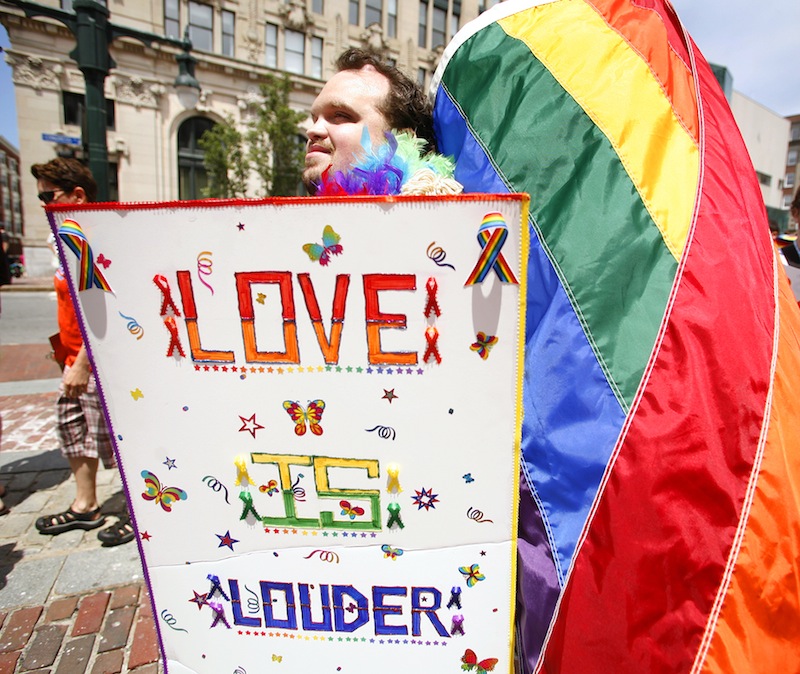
[57,219,113,292]
[464,212,518,286]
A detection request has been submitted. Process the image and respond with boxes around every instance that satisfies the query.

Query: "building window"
[164,0,180,39]
[387,0,397,37]
[419,0,428,48]
[451,0,460,36]
[265,23,278,68]
[789,149,798,167]
[63,92,115,130]
[787,173,796,189]
[311,36,323,79]
[61,0,106,8]
[791,123,800,142]
[312,0,324,13]
[366,0,382,27]
[222,10,235,57]
[178,117,213,200]
[188,1,213,52]
[417,68,426,87]
[432,1,446,48]
[756,171,771,187]
[285,29,305,75]
[349,0,359,25]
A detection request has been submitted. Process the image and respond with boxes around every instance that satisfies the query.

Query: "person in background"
[30,158,133,546]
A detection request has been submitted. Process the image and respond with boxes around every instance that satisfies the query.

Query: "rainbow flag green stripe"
[439,21,679,406]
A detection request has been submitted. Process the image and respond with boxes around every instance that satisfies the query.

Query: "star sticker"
[140,531,152,541]
[238,413,264,438]
[480,550,486,556]
[216,530,239,550]
[189,591,209,609]
[256,293,266,304]
[237,222,245,230]
[130,388,143,400]
[163,457,177,470]
[382,388,398,404]
[412,487,439,511]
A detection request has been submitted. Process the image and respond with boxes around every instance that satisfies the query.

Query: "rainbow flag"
[432,1,800,671]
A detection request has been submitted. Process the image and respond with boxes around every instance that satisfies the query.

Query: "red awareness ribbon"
[423,326,441,364]
[163,316,185,358]
[424,277,441,318]
[153,274,181,317]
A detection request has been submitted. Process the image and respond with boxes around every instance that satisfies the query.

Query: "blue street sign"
[41,133,82,146]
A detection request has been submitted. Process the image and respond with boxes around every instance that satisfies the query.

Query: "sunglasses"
[37,189,65,204]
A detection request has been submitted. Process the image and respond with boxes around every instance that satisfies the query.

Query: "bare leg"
[68,456,100,513]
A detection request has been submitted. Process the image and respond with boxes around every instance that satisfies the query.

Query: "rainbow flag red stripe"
[432,1,800,671]
[58,219,112,293]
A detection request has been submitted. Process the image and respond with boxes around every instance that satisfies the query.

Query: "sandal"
[97,517,135,547]
[36,507,105,534]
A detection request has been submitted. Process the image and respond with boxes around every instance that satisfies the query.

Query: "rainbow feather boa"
[314,130,462,196]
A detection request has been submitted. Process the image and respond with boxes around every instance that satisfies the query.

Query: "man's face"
[303,66,392,192]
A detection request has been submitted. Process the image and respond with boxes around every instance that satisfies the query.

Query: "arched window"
[177,116,214,200]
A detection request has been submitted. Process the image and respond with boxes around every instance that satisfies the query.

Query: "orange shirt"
[54,268,83,367]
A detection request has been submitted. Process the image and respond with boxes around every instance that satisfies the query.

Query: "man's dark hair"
[31,157,98,203]
[335,48,436,153]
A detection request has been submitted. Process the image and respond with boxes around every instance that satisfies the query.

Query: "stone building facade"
[2,0,499,275]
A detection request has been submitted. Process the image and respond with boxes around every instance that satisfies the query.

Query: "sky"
[1,0,798,151]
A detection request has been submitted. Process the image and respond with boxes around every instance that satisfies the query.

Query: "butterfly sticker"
[141,470,187,512]
[302,225,343,266]
[259,480,279,496]
[96,253,111,269]
[339,500,365,520]
[470,332,498,360]
[283,400,325,436]
[256,292,266,305]
[381,544,404,560]
[458,563,486,588]
[461,649,498,673]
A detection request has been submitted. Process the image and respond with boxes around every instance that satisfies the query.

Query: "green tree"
[247,74,307,196]
[198,114,248,198]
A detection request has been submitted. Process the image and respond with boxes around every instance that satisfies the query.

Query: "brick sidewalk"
[0,344,164,674]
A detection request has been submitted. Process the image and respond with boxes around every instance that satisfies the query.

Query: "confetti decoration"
[272,655,283,663]
[424,277,442,318]
[130,388,143,401]
[451,615,465,636]
[466,507,494,524]
[424,326,442,364]
[57,219,113,292]
[244,585,260,614]
[163,457,177,470]
[160,609,188,633]
[426,241,456,270]
[463,212,518,286]
[291,473,306,502]
[188,590,208,610]
[459,564,486,588]
[96,253,111,269]
[140,470,187,512]
[386,464,402,494]
[202,475,231,504]
[140,531,152,541]
[460,648,498,673]
[302,224,343,266]
[339,500,365,520]
[196,250,214,295]
[237,222,245,231]
[386,502,404,529]
[255,292,266,305]
[259,479,279,496]
[282,400,325,436]
[216,530,239,550]
[303,549,340,563]
[463,474,474,484]
[381,544,404,560]
[118,311,144,340]
[382,389,398,404]
[365,425,396,440]
[412,487,439,511]
[470,332,498,360]
[238,413,264,439]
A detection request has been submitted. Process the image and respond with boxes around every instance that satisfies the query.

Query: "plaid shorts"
[56,368,116,469]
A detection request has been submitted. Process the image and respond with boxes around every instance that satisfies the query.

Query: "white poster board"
[51,195,528,674]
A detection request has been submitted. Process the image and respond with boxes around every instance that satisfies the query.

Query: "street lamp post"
[1,0,200,201]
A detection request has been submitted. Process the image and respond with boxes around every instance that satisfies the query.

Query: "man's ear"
[71,186,88,204]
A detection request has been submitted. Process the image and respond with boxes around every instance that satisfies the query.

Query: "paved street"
[0,278,162,673]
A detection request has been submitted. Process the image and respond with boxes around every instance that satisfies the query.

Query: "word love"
[158,271,428,366]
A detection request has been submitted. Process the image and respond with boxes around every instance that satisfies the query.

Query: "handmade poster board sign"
[49,195,529,674]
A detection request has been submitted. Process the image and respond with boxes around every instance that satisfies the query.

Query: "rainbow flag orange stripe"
[432,0,800,671]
